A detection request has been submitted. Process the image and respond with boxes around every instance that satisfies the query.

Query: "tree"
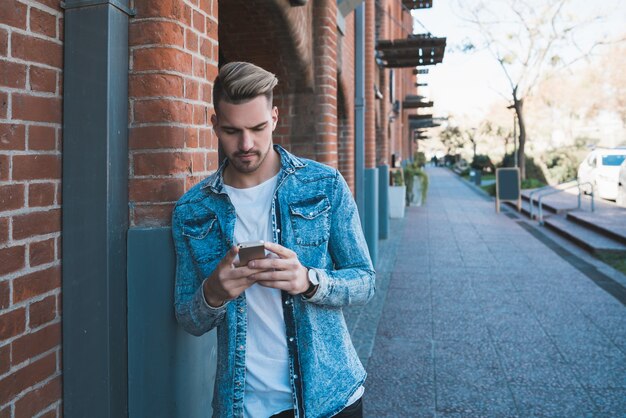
[456,0,623,179]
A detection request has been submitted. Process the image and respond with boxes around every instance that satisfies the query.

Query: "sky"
[411,0,626,124]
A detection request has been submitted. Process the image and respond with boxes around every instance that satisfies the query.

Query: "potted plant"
[389,169,406,218]
[404,163,429,207]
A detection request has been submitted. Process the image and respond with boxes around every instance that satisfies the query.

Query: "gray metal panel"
[127,228,216,418]
[338,0,364,16]
[364,168,379,265]
[62,5,129,417]
[378,165,389,239]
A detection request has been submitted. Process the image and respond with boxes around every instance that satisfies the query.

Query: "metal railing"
[535,180,595,225]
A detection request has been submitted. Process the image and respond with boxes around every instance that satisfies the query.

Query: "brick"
[0,28,7,56]
[200,0,210,13]
[132,203,174,227]
[0,155,8,181]
[27,294,56,328]
[134,152,192,176]
[12,265,60,303]
[38,409,56,418]
[129,126,186,150]
[134,99,193,124]
[206,62,218,84]
[28,125,56,150]
[0,308,26,340]
[12,154,61,181]
[0,245,26,275]
[12,322,60,364]
[192,56,205,78]
[0,91,7,118]
[129,73,184,98]
[206,17,217,40]
[11,33,62,68]
[200,82,211,103]
[0,218,7,245]
[29,237,55,267]
[0,0,27,29]
[58,17,63,41]
[12,209,61,240]
[134,0,185,20]
[14,375,61,418]
[0,183,25,212]
[193,10,205,33]
[129,20,184,47]
[185,29,198,53]
[12,94,62,123]
[28,182,55,207]
[200,38,212,58]
[0,60,27,89]
[193,104,206,125]
[0,91,9,119]
[30,66,57,93]
[30,7,57,38]
[0,123,26,150]
[0,344,9,375]
[0,352,56,405]
[184,78,200,101]
[33,0,63,12]
[133,47,192,73]
[182,5,192,26]
[129,178,184,202]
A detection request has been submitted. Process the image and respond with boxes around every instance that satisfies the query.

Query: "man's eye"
[253,127,265,131]
[223,130,237,134]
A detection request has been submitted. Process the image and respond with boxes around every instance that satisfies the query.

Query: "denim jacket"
[172,145,376,418]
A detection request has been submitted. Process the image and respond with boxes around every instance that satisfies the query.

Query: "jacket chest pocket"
[182,212,224,264]
[289,196,331,246]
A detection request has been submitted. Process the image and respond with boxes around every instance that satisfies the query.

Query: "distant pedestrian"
[172,61,375,418]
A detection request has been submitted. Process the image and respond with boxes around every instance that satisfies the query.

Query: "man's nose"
[239,130,254,152]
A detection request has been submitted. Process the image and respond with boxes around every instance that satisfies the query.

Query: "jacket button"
[289,337,294,342]
[284,300,290,305]
[238,345,244,350]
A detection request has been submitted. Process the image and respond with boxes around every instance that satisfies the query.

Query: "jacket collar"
[202,144,306,193]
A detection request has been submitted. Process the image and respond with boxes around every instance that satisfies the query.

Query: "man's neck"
[223,149,281,189]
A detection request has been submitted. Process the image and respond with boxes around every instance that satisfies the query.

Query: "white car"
[617,160,626,207]
[578,147,626,200]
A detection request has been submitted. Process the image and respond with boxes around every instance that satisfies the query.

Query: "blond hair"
[212,61,278,111]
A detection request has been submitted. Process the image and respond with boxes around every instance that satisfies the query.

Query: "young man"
[172,62,375,418]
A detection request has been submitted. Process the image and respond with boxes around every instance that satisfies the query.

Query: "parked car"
[578,147,626,200]
[617,160,626,207]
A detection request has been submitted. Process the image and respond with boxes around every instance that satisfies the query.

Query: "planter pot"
[389,185,406,218]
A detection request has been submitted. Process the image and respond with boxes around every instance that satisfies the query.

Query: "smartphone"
[238,240,266,266]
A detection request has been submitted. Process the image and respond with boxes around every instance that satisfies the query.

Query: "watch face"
[308,268,319,286]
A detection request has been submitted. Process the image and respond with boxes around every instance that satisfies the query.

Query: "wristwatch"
[303,268,319,298]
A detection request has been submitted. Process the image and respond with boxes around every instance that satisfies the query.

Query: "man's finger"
[249,270,292,282]
[221,246,239,266]
[263,241,295,259]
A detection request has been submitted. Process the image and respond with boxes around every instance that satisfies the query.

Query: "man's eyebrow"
[221,121,267,130]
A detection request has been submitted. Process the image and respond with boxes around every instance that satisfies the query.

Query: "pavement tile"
[587,388,626,416]
[435,382,518,417]
[493,341,580,388]
[509,384,596,417]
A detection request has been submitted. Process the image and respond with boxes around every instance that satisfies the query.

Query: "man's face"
[211,95,278,176]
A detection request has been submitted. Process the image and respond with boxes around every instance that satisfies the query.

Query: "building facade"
[0,0,444,416]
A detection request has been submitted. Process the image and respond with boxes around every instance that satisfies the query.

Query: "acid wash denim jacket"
[172,145,376,418]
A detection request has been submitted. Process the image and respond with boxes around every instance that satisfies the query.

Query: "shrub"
[500,153,547,184]
[471,154,495,173]
[391,169,404,186]
[403,163,429,204]
[413,151,427,168]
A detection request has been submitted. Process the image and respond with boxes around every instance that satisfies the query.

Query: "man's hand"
[202,246,266,307]
[248,242,309,295]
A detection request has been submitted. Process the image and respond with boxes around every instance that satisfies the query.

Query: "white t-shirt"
[224,175,293,417]
[224,174,364,416]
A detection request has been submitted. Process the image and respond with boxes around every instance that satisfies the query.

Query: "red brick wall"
[338,14,356,192]
[0,0,64,416]
[129,0,219,227]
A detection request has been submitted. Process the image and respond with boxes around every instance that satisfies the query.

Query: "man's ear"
[210,113,218,128]
[271,106,278,131]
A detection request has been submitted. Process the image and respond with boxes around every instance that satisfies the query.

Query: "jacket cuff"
[302,268,328,303]
[196,279,229,312]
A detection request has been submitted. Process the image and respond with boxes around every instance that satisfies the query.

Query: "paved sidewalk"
[360,167,626,417]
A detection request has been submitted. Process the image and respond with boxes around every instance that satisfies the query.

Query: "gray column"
[62,2,131,417]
